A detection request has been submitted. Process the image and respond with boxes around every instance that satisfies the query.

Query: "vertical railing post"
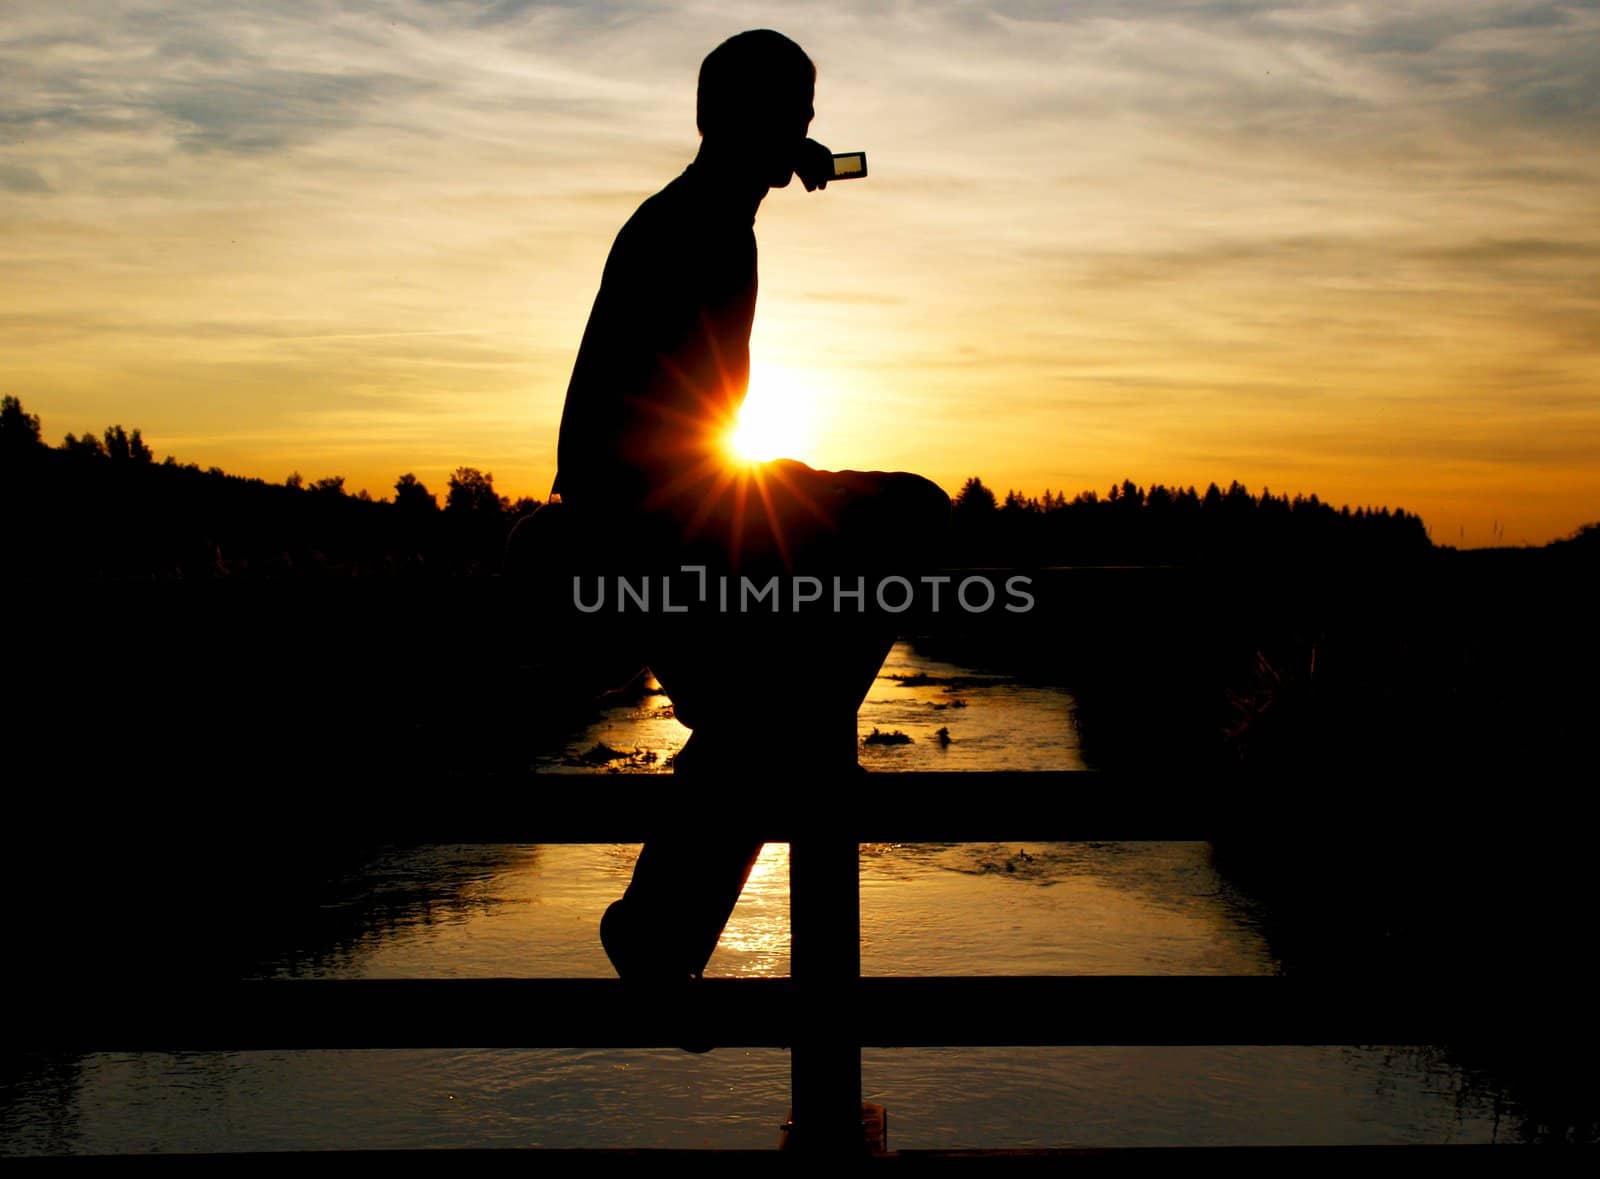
[787,830,863,1154]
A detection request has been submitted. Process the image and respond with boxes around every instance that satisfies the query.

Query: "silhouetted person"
[547,30,948,989]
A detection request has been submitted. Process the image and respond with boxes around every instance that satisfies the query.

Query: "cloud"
[414,0,666,26]
[3,0,1598,540]
[0,6,446,156]
[1408,237,1600,266]
[150,69,433,154]
[0,162,51,192]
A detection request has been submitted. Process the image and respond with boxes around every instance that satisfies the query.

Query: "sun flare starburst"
[726,366,816,464]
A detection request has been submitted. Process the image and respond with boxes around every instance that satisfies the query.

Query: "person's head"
[697,29,815,188]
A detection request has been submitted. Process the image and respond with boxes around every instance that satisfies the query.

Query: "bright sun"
[726,366,816,463]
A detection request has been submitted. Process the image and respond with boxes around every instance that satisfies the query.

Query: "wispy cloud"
[1,1,1597,543]
[0,162,50,191]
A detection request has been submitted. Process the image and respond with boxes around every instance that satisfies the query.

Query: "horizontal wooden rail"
[2,1144,1536,1168]
[361,770,1460,843]
[24,976,1544,1054]
[12,771,1552,1159]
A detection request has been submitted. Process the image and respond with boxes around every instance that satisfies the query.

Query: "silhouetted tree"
[1,395,43,457]
[1551,522,1600,561]
[394,472,438,513]
[62,431,106,457]
[309,476,346,496]
[104,425,131,461]
[446,467,506,516]
[129,428,153,463]
[285,471,304,490]
[954,476,997,515]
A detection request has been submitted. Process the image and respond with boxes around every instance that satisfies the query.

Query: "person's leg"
[602,835,766,981]
[598,467,945,987]
[650,460,947,771]
[754,462,949,736]
[653,617,872,774]
[758,460,950,563]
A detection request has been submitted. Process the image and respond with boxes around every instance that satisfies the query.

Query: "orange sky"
[3,1,1597,546]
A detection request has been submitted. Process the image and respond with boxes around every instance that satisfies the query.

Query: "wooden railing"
[19,773,1547,1161]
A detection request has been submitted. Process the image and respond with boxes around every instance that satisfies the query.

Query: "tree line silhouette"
[8,393,1593,578]
[948,475,1432,566]
[2,395,540,577]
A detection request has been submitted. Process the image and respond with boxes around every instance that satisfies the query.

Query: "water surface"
[0,644,1516,1152]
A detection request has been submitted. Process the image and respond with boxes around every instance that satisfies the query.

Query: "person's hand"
[795,138,833,192]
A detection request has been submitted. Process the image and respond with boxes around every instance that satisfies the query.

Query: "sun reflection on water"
[706,843,791,975]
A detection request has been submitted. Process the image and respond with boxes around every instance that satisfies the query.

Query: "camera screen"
[831,152,867,179]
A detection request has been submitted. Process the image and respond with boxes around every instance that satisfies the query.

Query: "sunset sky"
[4,0,1597,546]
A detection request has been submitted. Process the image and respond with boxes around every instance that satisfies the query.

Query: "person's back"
[554,162,758,519]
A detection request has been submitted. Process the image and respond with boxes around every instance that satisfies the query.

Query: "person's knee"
[892,474,951,532]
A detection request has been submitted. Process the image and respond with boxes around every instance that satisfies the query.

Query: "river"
[0,643,1515,1152]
